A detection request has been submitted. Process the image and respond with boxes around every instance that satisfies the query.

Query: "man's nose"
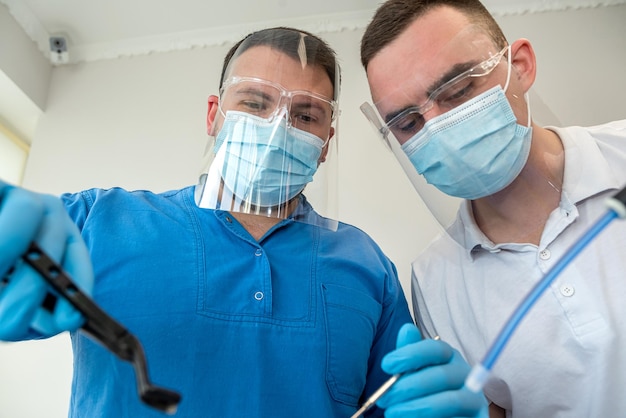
[421,102,445,123]
[271,105,289,123]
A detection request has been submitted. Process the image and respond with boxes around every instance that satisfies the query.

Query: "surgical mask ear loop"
[523,92,531,127]
[503,45,531,128]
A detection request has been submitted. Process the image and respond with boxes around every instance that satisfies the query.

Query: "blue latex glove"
[378,323,488,418]
[0,180,94,341]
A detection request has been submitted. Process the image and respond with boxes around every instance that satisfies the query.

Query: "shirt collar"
[549,125,621,204]
[290,194,339,231]
[455,200,496,256]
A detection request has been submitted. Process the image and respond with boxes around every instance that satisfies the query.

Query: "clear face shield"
[362,26,563,246]
[196,28,340,229]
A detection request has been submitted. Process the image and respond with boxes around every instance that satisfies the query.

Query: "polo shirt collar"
[457,125,619,257]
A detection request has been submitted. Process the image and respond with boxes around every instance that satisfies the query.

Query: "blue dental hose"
[465,185,626,393]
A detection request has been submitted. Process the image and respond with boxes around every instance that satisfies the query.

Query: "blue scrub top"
[62,186,412,417]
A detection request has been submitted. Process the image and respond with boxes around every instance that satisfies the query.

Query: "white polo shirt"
[412,120,626,417]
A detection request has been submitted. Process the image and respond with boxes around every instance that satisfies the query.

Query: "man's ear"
[509,38,537,91]
[318,127,335,164]
[206,95,220,135]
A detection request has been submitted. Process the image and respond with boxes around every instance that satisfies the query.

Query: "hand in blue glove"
[377,323,488,418]
[0,180,94,341]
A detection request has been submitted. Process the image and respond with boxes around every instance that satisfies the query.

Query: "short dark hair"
[360,0,507,70]
[220,27,340,101]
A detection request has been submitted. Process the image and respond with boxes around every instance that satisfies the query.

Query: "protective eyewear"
[219,76,337,142]
[364,46,509,144]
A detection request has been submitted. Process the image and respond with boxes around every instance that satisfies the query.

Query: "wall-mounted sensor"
[49,36,69,65]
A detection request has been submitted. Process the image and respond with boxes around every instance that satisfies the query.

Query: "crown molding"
[66,10,374,64]
[1,0,624,65]
[484,0,625,15]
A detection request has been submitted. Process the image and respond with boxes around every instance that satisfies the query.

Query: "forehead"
[226,45,333,99]
[366,6,496,105]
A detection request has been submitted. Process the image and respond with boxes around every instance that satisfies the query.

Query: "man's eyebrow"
[235,86,275,102]
[382,60,480,123]
[293,96,333,115]
[384,105,415,124]
[424,61,479,98]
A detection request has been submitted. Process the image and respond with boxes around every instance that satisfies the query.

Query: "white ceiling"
[2,0,625,65]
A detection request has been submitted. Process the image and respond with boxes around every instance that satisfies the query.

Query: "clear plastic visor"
[361,26,563,247]
[195,28,340,230]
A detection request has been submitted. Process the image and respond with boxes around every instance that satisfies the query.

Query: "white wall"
[1,5,625,417]
[0,3,50,112]
[0,3,47,153]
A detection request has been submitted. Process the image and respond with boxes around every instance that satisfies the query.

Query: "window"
[0,124,29,185]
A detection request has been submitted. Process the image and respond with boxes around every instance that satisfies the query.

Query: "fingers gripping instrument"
[22,242,182,414]
[350,336,440,418]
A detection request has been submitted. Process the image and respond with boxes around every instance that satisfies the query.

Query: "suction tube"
[465,185,626,393]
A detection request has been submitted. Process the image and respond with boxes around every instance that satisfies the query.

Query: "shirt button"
[560,284,575,297]
[539,249,551,260]
[254,249,262,257]
[254,291,264,300]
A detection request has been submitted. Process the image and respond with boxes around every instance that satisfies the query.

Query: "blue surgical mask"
[215,111,323,207]
[401,85,532,200]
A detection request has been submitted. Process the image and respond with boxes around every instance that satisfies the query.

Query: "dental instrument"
[350,336,440,418]
[22,241,182,414]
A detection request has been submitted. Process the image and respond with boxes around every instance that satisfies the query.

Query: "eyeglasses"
[376,46,509,143]
[219,76,337,138]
